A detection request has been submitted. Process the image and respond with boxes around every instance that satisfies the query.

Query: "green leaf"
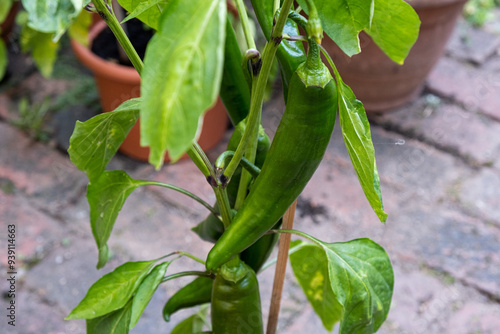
[130,261,171,329]
[170,311,206,334]
[0,0,14,23]
[67,260,156,319]
[290,238,394,333]
[19,17,59,78]
[336,76,387,222]
[366,0,420,64]
[118,0,167,29]
[141,0,226,167]
[68,98,140,182]
[21,0,84,40]
[87,170,146,269]
[297,0,374,56]
[86,299,133,334]
[0,40,6,81]
[68,9,92,46]
[289,240,342,331]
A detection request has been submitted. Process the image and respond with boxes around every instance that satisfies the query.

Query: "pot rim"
[70,20,140,84]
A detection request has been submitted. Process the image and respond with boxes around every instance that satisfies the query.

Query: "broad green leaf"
[0,40,6,80]
[141,0,226,167]
[67,260,156,319]
[170,311,206,334]
[336,75,387,222]
[0,0,13,23]
[21,0,84,40]
[68,9,92,46]
[289,240,342,331]
[297,0,374,56]
[118,0,168,29]
[19,16,59,78]
[290,238,394,333]
[86,299,133,334]
[366,0,420,64]
[130,261,171,329]
[87,170,146,269]
[68,98,140,182]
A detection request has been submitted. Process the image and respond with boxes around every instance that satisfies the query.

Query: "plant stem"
[187,144,213,178]
[92,0,144,75]
[267,200,297,334]
[235,0,256,50]
[140,180,218,216]
[175,251,206,265]
[223,0,294,181]
[161,271,214,283]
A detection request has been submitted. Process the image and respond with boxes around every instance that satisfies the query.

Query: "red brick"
[0,123,87,213]
[0,193,63,267]
[427,57,500,121]
[373,99,500,166]
[447,303,500,334]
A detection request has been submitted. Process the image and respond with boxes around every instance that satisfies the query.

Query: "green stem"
[223,0,294,181]
[274,229,322,246]
[214,187,232,229]
[187,144,212,178]
[139,180,217,216]
[235,0,256,50]
[161,271,214,283]
[175,251,206,265]
[92,0,144,75]
[215,151,261,178]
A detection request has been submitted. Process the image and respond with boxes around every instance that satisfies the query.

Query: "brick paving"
[1,16,500,334]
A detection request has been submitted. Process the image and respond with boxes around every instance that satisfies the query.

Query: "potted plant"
[322,0,468,113]
[70,9,229,161]
[23,0,419,332]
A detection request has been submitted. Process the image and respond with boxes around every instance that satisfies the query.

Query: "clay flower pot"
[70,20,228,162]
[324,0,468,113]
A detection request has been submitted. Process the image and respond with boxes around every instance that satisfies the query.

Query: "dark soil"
[91,19,154,66]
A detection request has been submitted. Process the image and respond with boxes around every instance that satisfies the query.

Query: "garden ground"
[1,15,500,334]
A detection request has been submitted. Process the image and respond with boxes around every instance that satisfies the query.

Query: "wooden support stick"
[266,199,297,334]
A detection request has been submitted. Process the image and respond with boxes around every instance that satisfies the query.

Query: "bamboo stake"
[266,199,297,334]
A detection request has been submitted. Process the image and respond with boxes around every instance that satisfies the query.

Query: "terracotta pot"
[1,2,20,43]
[324,0,468,113]
[70,20,228,162]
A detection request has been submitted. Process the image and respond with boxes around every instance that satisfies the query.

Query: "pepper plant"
[24,0,420,332]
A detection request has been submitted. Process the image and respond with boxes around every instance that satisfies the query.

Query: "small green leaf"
[366,0,420,64]
[141,0,226,167]
[67,260,156,319]
[290,238,394,333]
[86,299,133,334]
[19,19,59,78]
[297,0,374,56]
[289,240,342,331]
[336,76,387,222]
[0,0,13,23]
[170,310,206,334]
[87,170,146,269]
[0,40,7,80]
[68,9,92,46]
[68,98,140,181]
[21,0,84,40]
[130,261,171,329]
[118,0,167,29]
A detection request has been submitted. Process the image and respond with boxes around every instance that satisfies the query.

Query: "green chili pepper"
[162,276,213,322]
[211,258,263,334]
[206,39,337,270]
[220,18,251,125]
